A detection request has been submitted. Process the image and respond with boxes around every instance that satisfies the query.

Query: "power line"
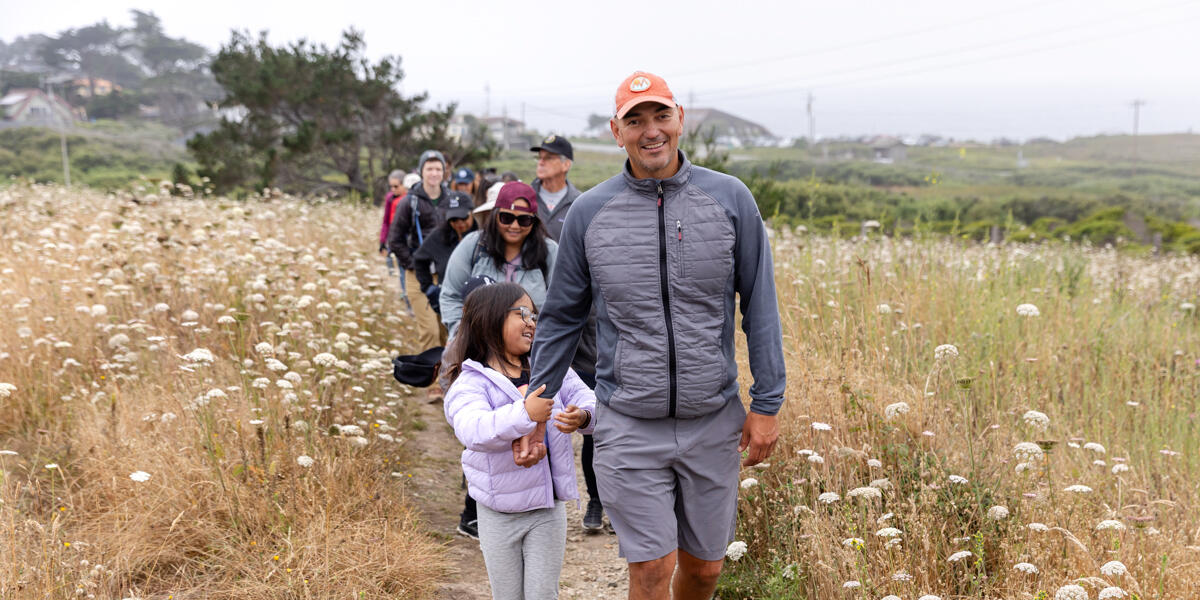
[698,0,1196,102]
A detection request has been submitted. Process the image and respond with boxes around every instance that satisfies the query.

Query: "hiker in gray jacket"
[526,71,786,600]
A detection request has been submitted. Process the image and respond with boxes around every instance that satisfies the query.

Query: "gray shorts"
[592,396,746,563]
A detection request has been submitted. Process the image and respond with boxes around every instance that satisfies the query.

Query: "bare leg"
[672,548,724,600]
[628,551,676,600]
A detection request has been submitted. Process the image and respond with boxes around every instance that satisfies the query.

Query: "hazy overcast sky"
[5,0,1199,140]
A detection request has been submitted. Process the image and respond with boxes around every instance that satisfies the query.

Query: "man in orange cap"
[528,71,786,599]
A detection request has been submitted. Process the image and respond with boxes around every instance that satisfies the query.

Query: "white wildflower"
[891,571,913,581]
[180,348,215,363]
[947,550,974,562]
[296,455,314,468]
[740,477,758,489]
[128,471,151,482]
[181,309,200,321]
[1111,463,1130,474]
[725,540,747,561]
[1013,562,1038,574]
[1028,522,1049,532]
[90,304,108,317]
[987,505,1010,520]
[153,303,170,312]
[1180,302,1196,312]
[918,596,941,600]
[1055,584,1088,600]
[1084,442,1106,454]
[1096,519,1125,531]
[842,580,861,589]
[1016,303,1041,317]
[313,352,337,367]
[869,478,891,490]
[265,358,288,372]
[0,383,16,398]
[811,421,832,431]
[1022,410,1050,430]
[1098,587,1126,599]
[349,436,369,447]
[205,388,226,400]
[1099,560,1127,576]
[848,486,882,500]
[275,379,293,389]
[948,474,968,485]
[934,343,959,360]
[807,454,825,464]
[841,537,865,548]
[254,342,275,356]
[876,527,902,537]
[876,303,892,314]
[817,492,840,504]
[1064,484,1093,493]
[867,458,883,468]
[217,315,237,325]
[884,401,910,419]
[1014,442,1044,461]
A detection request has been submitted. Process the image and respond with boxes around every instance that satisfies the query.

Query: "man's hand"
[738,412,779,467]
[523,384,552,422]
[513,421,547,467]
[553,405,587,433]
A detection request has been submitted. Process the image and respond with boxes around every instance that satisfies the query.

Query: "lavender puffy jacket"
[444,359,596,513]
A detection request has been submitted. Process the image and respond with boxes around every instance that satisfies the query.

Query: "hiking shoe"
[582,499,604,532]
[456,518,479,540]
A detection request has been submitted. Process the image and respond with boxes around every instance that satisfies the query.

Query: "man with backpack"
[387,150,452,354]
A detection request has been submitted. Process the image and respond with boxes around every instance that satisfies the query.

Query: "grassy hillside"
[0,120,187,189]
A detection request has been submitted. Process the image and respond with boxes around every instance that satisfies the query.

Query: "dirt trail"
[403,395,630,599]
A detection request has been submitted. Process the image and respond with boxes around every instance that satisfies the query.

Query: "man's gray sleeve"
[530,206,593,398]
[732,184,787,415]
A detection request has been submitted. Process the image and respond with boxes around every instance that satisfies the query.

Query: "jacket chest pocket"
[680,218,735,291]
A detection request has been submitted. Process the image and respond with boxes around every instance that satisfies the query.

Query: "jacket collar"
[621,150,692,195]
[461,358,526,403]
[410,182,448,204]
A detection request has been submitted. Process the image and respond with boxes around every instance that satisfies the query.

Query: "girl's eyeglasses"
[507,306,538,325]
[496,212,537,227]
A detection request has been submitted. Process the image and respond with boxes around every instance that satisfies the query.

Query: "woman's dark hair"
[445,282,533,383]
[481,204,551,278]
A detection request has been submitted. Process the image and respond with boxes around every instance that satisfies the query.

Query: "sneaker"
[456,518,479,540]
[582,499,604,532]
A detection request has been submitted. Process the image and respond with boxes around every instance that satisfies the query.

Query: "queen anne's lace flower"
[934,344,959,360]
[947,550,974,562]
[1100,560,1128,576]
[1016,303,1041,317]
[1055,584,1088,600]
[1022,410,1050,429]
[1013,562,1038,574]
[725,541,747,561]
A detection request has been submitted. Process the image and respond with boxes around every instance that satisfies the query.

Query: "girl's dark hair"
[445,282,533,383]
[481,206,551,278]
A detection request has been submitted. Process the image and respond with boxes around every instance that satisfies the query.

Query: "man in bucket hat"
[528,71,786,599]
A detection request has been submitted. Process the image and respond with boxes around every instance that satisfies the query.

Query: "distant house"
[870,136,907,163]
[480,115,526,148]
[684,108,775,148]
[0,88,77,126]
[71,77,121,98]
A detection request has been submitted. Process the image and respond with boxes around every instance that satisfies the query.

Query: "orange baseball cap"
[614,71,677,118]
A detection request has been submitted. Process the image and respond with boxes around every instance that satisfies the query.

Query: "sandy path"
[403,395,630,599]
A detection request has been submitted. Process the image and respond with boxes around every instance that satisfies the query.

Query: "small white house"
[1,88,77,126]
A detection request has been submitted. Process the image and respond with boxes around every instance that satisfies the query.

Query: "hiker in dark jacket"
[387,150,451,353]
[413,192,478,313]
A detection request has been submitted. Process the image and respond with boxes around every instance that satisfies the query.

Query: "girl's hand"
[513,422,547,467]
[554,405,587,433]
[523,384,552,423]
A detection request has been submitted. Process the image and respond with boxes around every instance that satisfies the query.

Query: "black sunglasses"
[496,212,537,227]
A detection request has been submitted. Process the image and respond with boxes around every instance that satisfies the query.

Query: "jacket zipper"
[676,219,684,279]
[657,183,679,418]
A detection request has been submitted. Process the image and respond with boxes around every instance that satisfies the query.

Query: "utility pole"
[1130,99,1146,177]
[484,82,491,119]
[806,92,816,146]
[521,102,526,135]
[44,79,71,186]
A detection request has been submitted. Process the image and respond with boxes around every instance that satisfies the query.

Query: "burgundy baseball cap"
[495,181,538,214]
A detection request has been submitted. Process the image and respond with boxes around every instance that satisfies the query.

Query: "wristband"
[580,409,592,430]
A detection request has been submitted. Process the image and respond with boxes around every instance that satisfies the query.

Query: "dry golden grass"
[722,230,1200,599]
[0,183,444,599]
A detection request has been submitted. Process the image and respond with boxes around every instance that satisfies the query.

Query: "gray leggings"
[477,501,567,600]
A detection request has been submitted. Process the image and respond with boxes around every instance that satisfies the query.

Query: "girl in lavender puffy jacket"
[443,281,595,600]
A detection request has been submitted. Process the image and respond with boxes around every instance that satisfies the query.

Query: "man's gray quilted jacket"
[530,153,786,419]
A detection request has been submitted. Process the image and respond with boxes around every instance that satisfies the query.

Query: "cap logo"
[629,76,651,92]
[544,135,556,144]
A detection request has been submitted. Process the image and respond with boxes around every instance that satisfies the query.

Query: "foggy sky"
[5,0,1199,140]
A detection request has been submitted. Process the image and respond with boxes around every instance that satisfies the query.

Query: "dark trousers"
[576,370,601,504]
